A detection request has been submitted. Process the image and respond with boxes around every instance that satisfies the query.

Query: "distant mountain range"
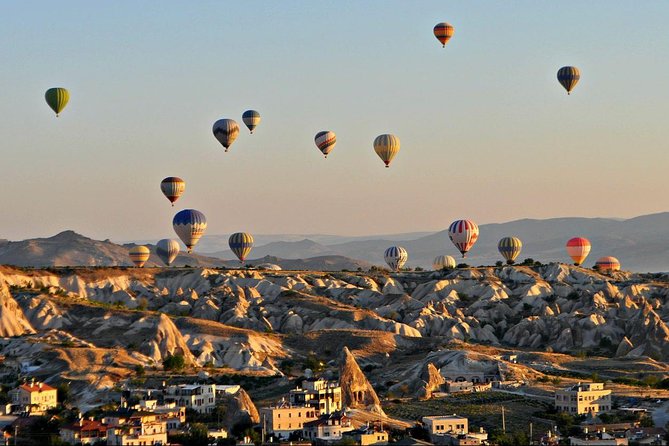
[3,212,669,271]
[0,231,371,271]
[185,213,669,272]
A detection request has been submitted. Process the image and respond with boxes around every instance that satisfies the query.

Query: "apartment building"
[260,404,318,439]
[555,382,612,415]
[289,378,342,415]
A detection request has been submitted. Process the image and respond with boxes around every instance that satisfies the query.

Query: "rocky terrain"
[1,263,669,409]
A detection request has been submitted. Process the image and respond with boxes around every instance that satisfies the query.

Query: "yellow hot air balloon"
[45,87,70,117]
[433,255,456,270]
[229,232,254,263]
[498,237,522,264]
[129,245,151,267]
[373,134,400,168]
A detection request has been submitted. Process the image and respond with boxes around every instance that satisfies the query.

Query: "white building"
[289,378,342,415]
[555,383,612,415]
[163,383,217,414]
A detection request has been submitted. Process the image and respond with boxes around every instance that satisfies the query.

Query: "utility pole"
[529,422,533,445]
[13,426,17,446]
[501,406,506,433]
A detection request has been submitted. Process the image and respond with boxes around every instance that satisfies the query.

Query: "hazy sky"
[1,1,668,242]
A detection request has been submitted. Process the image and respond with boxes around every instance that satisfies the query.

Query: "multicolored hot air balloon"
[229,232,254,263]
[173,209,207,253]
[566,237,591,266]
[213,119,240,151]
[156,239,180,266]
[373,134,400,168]
[315,131,336,158]
[242,110,261,134]
[384,246,408,271]
[498,236,523,264]
[129,245,151,268]
[557,66,580,95]
[160,177,185,206]
[45,87,70,117]
[433,255,456,271]
[448,219,479,258]
[433,22,454,48]
[596,256,620,273]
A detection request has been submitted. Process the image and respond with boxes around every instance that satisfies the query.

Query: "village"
[0,350,666,446]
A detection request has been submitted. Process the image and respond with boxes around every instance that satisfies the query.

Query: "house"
[289,378,342,415]
[59,418,108,445]
[260,404,318,439]
[106,412,167,446]
[134,400,186,433]
[555,382,612,415]
[301,411,353,441]
[342,427,389,445]
[163,383,216,414]
[209,428,228,440]
[568,430,628,445]
[9,380,57,414]
[446,382,473,394]
[422,416,468,438]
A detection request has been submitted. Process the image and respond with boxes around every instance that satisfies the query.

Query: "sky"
[1,1,668,242]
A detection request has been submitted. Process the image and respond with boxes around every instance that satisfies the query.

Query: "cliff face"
[338,347,385,416]
[417,363,446,400]
[0,282,35,337]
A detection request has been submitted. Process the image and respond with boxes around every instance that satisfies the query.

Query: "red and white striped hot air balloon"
[160,177,185,206]
[566,237,591,266]
[448,219,479,258]
[596,256,620,273]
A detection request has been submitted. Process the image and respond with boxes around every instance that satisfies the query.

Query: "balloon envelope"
[433,255,456,271]
[566,237,591,265]
[596,256,620,272]
[557,66,580,94]
[315,131,336,158]
[45,87,69,116]
[213,119,240,151]
[156,239,180,266]
[129,245,151,268]
[448,219,479,258]
[229,232,254,262]
[384,246,408,271]
[433,22,454,47]
[173,209,207,252]
[373,134,400,168]
[242,110,261,134]
[160,177,185,206]
[498,237,523,263]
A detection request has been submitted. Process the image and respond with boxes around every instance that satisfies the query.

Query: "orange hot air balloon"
[566,237,591,266]
[433,22,454,48]
[129,246,151,268]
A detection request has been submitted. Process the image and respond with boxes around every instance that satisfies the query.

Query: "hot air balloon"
[498,236,523,264]
[156,239,180,266]
[160,177,185,206]
[315,131,336,158]
[433,22,454,48]
[557,66,580,95]
[566,237,591,266]
[173,209,207,253]
[373,134,400,168]
[433,255,456,271]
[213,119,240,151]
[45,87,70,117]
[595,256,620,273]
[242,110,261,134]
[384,246,408,271]
[129,245,151,268]
[448,219,479,258]
[229,232,254,263]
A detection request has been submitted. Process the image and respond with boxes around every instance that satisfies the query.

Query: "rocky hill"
[2,264,669,409]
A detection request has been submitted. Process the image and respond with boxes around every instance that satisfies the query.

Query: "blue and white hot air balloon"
[173,209,207,253]
[384,246,408,271]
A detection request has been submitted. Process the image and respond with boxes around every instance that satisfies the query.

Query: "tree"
[163,354,186,371]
